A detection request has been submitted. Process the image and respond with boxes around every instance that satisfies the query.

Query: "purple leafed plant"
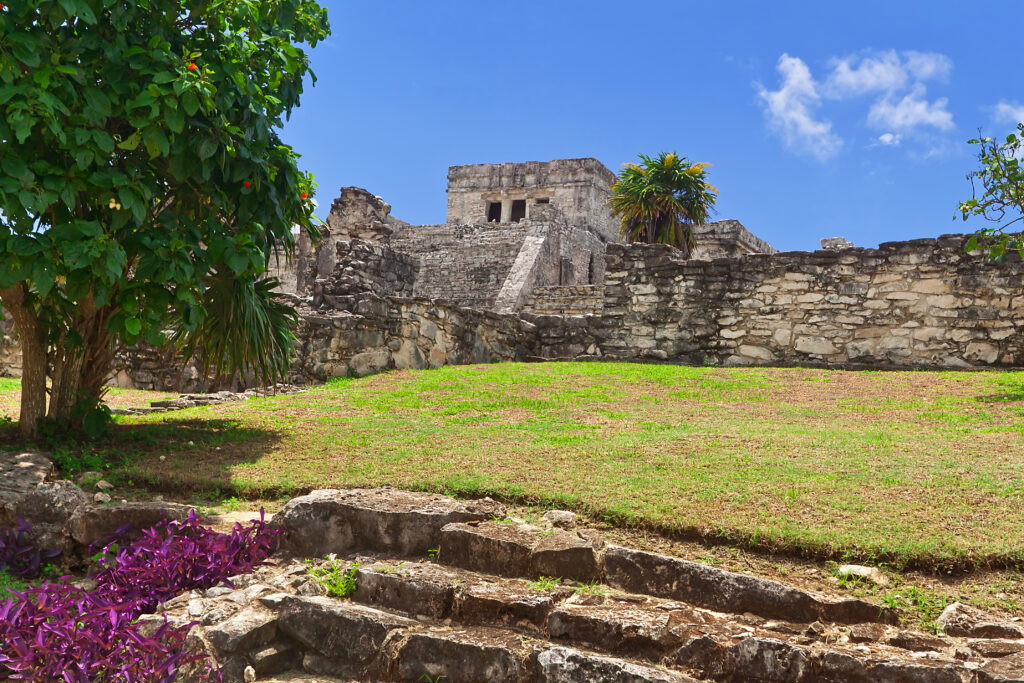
[0,517,61,578]
[0,509,277,682]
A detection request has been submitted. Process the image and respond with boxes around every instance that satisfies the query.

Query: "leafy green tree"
[959,123,1024,262]
[0,0,329,437]
[609,152,718,257]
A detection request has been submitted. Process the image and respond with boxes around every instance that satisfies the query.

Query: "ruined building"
[8,157,1013,392]
[296,158,776,315]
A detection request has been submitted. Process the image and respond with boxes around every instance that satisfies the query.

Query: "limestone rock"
[352,561,460,618]
[457,581,558,630]
[887,629,947,652]
[938,602,1024,639]
[438,521,602,582]
[66,501,193,549]
[392,628,528,682]
[603,546,893,624]
[980,651,1024,682]
[543,510,578,529]
[837,564,889,587]
[547,600,695,659]
[273,488,505,557]
[206,609,277,654]
[13,479,90,526]
[277,595,414,663]
[0,451,55,526]
[533,646,695,682]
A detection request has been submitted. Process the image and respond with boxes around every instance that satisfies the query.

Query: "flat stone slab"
[392,627,529,682]
[278,595,414,677]
[206,608,278,654]
[547,599,698,660]
[674,634,968,682]
[352,560,462,619]
[604,545,894,624]
[981,652,1024,682]
[532,646,698,682]
[66,501,193,548]
[274,488,505,557]
[457,580,561,631]
[438,521,601,581]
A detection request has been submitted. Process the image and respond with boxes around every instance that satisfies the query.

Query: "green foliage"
[172,272,298,388]
[0,0,329,428]
[610,152,718,257]
[529,576,561,591]
[308,557,359,598]
[959,123,1024,262]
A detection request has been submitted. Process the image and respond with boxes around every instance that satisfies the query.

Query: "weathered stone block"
[274,488,505,557]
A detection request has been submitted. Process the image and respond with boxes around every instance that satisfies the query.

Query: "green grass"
[4,362,1024,572]
[0,569,28,597]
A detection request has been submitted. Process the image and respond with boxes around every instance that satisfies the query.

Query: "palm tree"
[609,152,718,257]
[172,271,298,391]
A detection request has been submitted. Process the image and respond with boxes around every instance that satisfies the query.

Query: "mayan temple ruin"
[296,157,777,316]
[2,156,1023,392]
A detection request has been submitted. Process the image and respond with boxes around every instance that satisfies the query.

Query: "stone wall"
[288,293,534,384]
[0,317,22,377]
[523,286,604,316]
[596,235,1024,369]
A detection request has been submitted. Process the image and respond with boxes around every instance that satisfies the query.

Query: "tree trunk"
[0,284,47,439]
[48,294,115,424]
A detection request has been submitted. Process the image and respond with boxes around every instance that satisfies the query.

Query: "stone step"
[436,520,890,625]
[165,489,1024,682]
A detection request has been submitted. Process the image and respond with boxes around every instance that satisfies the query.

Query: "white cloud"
[994,102,1024,125]
[757,54,843,161]
[902,51,953,82]
[825,51,907,97]
[868,85,954,132]
[824,50,950,99]
[876,133,901,146]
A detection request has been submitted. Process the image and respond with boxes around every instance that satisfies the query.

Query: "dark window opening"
[536,198,550,204]
[588,254,595,284]
[486,202,502,222]
[510,199,527,222]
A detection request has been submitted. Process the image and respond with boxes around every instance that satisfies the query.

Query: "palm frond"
[172,272,298,389]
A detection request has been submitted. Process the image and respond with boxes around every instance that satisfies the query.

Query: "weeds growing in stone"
[531,576,562,591]
[308,556,359,597]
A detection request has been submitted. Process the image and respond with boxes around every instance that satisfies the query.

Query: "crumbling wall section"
[289,294,535,383]
[297,187,409,294]
[316,239,419,301]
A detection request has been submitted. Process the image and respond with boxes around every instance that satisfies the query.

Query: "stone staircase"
[522,285,604,316]
[160,489,1024,682]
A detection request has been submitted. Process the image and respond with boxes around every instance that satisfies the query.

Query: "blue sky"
[283,1,1023,252]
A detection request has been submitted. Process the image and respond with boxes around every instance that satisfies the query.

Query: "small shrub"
[309,556,359,597]
[0,509,277,682]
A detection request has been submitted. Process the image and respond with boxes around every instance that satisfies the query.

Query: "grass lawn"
[2,362,1024,572]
